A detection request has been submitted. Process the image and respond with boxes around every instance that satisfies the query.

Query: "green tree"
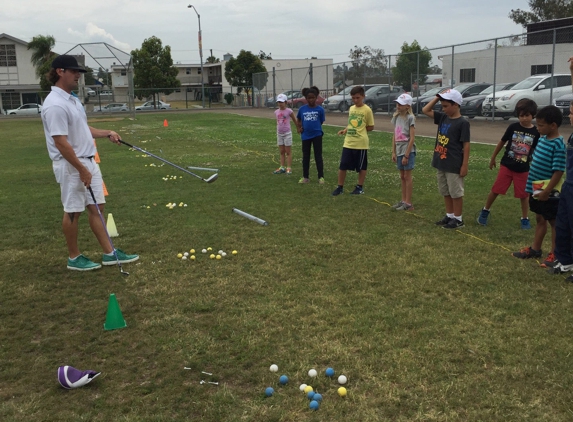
[206,55,220,64]
[509,0,573,26]
[392,40,432,92]
[27,34,57,92]
[346,45,386,83]
[258,50,272,60]
[131,36,181,103]
[224,50,267,97]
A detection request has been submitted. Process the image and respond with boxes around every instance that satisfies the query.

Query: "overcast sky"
[3,0,531,66]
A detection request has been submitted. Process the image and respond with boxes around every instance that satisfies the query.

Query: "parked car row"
[323,84,381,112]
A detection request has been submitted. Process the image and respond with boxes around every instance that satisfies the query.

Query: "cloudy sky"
[3,0,531,66]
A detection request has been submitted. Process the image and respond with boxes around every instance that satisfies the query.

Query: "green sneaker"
[318,177,325,185]
[67,254,102,271]
[102,249,139,266]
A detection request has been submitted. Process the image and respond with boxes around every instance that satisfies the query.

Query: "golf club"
[87,187,129,276]
[187,166,219,173]
[119,140,218,183]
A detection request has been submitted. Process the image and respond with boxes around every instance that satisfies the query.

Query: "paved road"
[203,107,573,146]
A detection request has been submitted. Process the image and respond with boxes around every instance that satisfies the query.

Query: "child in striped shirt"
[512,106,566,266]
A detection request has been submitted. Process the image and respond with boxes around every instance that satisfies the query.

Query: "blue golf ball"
[265,387,274,397]
[313,393,323,402]
[309,400,320,410]
[307,391,315,400]
[325,367,335,377]
[279,375,288,385]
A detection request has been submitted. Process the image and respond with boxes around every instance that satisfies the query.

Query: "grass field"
[1,111,572,421]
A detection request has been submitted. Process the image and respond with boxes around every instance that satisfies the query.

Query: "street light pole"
[188,4,205,108]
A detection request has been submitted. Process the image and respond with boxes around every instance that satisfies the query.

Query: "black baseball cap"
[51,55,87,73]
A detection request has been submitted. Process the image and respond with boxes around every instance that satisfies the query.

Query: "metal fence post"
[272,67,276,105]
[492,38,498,121]
[451,46,455,88]
[309,63,313,87]
[550,28,557,104]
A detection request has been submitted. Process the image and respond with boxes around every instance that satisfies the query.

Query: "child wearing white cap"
[273,93,297,174]
[422,89,471,229]
[391,93,416,211]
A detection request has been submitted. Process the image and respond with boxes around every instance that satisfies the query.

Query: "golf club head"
[205,173,218,183]
[120,268,130,276]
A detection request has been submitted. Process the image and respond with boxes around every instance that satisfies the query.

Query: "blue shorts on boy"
[339,147,367,172]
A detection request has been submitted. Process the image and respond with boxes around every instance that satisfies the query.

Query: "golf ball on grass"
[299,383,307,391]
[279,375,288,385]
[177,253,183,258]
[325,367,335,377]
[221,252,227,257]
[309,400,319,410]
[232,250,238,255]
[307,391,315,400]
[303,385,313,394]
[308,369,317,378]
[190,255,196,260]
[182,256,187,260]
[338,375,347,385]
[202,249,207,254]
[269,364,278,372]
[218,250,223,255]
[209,254,215,259]
[190,249,195,254]
[183,252,189,257]
[216,255,222,260]
[338,387,347,397]
[207,247,212,251]
[313,393,322,402]
[265,387,274,397]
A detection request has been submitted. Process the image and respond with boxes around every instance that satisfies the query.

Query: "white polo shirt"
[42,86,96,161]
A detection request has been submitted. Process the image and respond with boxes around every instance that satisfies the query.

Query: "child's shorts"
[529,194,559,221]
[339,147,367,172]
[437,170,464,199]
[397,152,416,171]
[53,157,105,213]
[277,132,293,147]
[492,165,528,198]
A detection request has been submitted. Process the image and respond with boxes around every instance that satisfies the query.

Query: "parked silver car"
[323,84,381,112]
[93,103,128,112]
[135,101,171,111]
[5,103,42,115]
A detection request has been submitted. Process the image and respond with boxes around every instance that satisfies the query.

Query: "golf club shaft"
[187,166,219,173]
[119,140,209,181]
[87,187,128,275]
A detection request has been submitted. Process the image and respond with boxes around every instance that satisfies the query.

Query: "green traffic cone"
[104,294,127,330]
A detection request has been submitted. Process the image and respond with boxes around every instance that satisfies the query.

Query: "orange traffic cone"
[103,181,109,197]
[163,119,168,127]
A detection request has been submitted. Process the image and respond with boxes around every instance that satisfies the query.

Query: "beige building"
[0,33,42,113]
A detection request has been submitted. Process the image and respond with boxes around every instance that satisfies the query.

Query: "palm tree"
[27,35,57,92]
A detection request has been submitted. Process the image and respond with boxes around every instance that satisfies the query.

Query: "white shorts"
[53,157,105,213]
[277,132,293,147]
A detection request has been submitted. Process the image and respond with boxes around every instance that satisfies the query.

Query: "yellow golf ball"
[232,250,238,255]
[190,249,195,254]
[207,247,213,251]
[209,254,215,259]
[190,255,196,260]
[303,385,313,394]
[216,255,222,260]
[338,387,347,397]
[177,253,183,258]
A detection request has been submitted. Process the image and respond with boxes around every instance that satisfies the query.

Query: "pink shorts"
[491,165,528,199]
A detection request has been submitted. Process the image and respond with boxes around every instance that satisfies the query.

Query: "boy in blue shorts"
[332,86,374,196]
[512,106,566,266]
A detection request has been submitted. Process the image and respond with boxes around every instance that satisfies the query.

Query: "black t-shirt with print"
[431,112,471,174]
[499,122,539,173]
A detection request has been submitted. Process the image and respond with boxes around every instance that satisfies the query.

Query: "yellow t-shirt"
[343,104,374,149]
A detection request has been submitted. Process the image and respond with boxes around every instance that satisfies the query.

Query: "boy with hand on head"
[332,86,374,196]
[477,99,539,229]
[512,105,565,267]
[422,89,470,229]
[549,57,573,278]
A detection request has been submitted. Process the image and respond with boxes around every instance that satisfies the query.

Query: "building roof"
[0,33,29,46]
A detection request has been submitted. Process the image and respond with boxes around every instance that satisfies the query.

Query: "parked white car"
[5,103,42,115]
[135,101,171,111]
[483,74,572,119]
[93,103,128,112]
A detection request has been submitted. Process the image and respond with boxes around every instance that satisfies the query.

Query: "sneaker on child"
[318,177,325,185]
[477,209,490,226]
[273,167,286,174]
[350,185,364,195]
[102,249,139,266]
[286,167,292,175]
[392,201,404,209]
[442,219,464,230]
[396,202,414,211]
[298,177,310,184]
[435,215,452,226]
[520,218,532,230]
[331,186,343,196]
[540,252,557,268]
[67,254,102,271]
[512,246,542,259]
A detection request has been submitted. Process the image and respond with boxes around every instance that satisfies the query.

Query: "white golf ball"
[182,256,187,260]
[183,252,189,257]
[338,375,347,385]
[299,383,307,392]
[269,364,278,372]
[202,249,207,254]
[218,250,224,255]
[308,369,317,378]
[221,252,227,257]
